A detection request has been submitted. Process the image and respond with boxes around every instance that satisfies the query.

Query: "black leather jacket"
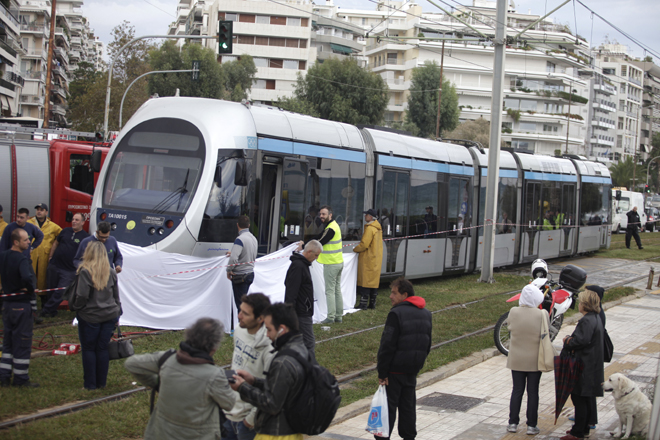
[238,332,307,435]
[626,210,641,230]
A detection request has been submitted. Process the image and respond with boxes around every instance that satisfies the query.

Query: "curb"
[326,287,649,431]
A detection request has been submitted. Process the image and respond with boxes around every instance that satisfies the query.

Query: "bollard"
[649,267,656,290]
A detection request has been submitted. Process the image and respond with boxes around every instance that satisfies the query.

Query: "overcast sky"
[83,0,659,60]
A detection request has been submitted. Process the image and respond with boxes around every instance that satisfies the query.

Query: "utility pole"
[43,0,56,128]
[479,0,507,283]
[435,39,445,139]
[564,81,573,154]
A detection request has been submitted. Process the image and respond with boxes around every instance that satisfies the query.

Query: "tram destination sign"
[141,215,166,226]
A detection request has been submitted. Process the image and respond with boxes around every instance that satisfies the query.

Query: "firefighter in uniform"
[0,228,39,387]
[316,205,344,325]
[0,204,7,237]
[28,203,62,293]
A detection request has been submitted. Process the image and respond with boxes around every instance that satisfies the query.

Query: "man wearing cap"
[74,221,123,273]
[28,203,62,292]
[353,209,383,310]
[0,207,44,260]
[0,204,7,238]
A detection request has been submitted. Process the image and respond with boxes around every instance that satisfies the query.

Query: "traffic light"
[218,20,233,54]
[191,60,200,81]
[646,184,650,193]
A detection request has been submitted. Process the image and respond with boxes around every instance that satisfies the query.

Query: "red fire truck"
[0,124,110,230]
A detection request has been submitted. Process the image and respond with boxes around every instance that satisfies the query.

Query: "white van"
[612,189,647,233]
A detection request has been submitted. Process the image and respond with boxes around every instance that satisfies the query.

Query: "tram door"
[257,158,308,255]
[378,170,409,276]
[521,182,541,262]
[444,177,471,271]
[559,184,576,256]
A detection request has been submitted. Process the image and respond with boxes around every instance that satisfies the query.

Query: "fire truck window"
[70,154,94,195]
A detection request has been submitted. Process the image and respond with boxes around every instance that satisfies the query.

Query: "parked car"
[646,207,659,232]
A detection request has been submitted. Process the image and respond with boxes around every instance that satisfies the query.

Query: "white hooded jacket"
[225,323,275,425]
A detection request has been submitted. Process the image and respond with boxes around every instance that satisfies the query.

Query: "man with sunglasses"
[73,221,123,272]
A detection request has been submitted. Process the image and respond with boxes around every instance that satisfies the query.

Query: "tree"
[443,118,491,147]
[405,60,459,138]
[645,133,660,193]
[68,22,153,132]
[148,42,257,101]
[277,58,388,125]
[609,156,646,189]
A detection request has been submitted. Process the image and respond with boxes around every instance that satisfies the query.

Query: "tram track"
[0,268,651,431]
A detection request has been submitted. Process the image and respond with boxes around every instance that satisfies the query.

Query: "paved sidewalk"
[314,293,660,440]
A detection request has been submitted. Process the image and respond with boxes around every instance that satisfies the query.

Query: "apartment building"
[584,71,617,161]
[342,0,592,156]
[0,0,24,117]
[168,0,317,104]
[633,59,660,156]
[18,0,103,126]
[310,1,365,66]
[594,44,644,161]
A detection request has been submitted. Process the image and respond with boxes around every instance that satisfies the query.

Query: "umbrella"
[553,352,584,424]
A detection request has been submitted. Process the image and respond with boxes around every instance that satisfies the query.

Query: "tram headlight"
[165,220,174,229]
[148,227,156,235]
[110,223,117,231]
[100,212,107,221]
[157,228,165,235]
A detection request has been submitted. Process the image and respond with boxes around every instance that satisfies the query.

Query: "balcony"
[20,94,44,106]
[52,66,68,83]
[627,94,640,103]
[23,49,47,60]
[0,38,17,58]
[53,47,69,65]
[69,50,80,61]
[50,103,66,115]
[20,23,48,35]
[4,71,24,87]
[628,77,641,87]
[0,78,15,91]
[592,99,616,112]
[70,37,82,46]
[23,71,46,83]
[592,117,616,129]
[591,135,615,147]
[594,83,616,95]
[0,2,19,29]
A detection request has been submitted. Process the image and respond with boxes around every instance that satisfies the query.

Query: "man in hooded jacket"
[376,278,432,440]
[353,209,383,310]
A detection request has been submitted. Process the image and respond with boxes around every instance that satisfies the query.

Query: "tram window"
[410,171,438,238]
[70,154,94,195]
[198,154,252,243]
[561,184,575,226]
[524,182,541,229]
[581,183,610,225]
[304,159,365,242]
[448,178,470,235]
[540,181,561,230]
[477,176,517,236]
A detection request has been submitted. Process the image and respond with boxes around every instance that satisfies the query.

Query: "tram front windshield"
[103,118,205,215]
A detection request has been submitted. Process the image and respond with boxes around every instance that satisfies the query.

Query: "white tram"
[91,97,611,279]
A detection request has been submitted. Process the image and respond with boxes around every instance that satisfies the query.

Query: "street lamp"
[646,155,660,192]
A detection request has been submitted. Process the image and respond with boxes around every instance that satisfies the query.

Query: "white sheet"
[117,243,358,331]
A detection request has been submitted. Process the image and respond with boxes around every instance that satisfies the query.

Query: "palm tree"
[609,157,647,190]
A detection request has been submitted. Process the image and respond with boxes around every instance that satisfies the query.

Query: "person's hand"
[296,240,304,252]
[236,369,255,385]
[563,335,571,345]
[243,420,253,429]
[226,251,231,256]
[378,377,389,386]
[230,375,245,391]
[115,266,122,274]
[227,272,233,280]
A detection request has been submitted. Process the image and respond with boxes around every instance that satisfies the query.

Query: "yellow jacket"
[28,217,62,291]
[353,220,383,288]
[0,216,6,238]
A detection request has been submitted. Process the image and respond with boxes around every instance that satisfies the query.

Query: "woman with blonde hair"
[72,240,121,390]
[505,284,548,436]
[560,289,604,440]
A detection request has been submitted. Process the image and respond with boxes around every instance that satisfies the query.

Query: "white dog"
[602,373,652,439]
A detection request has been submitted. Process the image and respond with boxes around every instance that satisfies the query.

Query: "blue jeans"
[78,317,116,390]
[231,272,254,312]
[222,419,256,440]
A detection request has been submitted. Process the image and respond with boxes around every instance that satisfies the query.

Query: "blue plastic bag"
[366,384,389,437]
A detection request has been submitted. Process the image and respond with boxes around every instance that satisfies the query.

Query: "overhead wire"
[140,0,176,18]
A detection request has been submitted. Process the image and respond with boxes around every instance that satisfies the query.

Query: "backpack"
[278,349,342,435]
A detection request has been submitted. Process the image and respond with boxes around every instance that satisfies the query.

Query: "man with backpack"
[375,278,432,440]
[230,302,341,439]
[223,293,274,440]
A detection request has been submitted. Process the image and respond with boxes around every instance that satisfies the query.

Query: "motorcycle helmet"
[531,259,548,279]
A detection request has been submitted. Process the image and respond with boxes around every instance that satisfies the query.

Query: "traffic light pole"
[103,35,218,141]
[119,69,195,130]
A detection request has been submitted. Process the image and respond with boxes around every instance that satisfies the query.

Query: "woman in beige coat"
[505,284,548,436]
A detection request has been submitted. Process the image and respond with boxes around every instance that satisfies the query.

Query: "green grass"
[0,268,645,438]
[593,230,660,260]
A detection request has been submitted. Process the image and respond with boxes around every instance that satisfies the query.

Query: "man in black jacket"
[376,278,432,440]
[625,206,643,249]
[284,240,322,361]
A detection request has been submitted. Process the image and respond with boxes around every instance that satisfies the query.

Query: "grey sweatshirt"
[227,229,258,275]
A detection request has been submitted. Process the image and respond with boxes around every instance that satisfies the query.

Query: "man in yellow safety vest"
[317,205,344,325]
